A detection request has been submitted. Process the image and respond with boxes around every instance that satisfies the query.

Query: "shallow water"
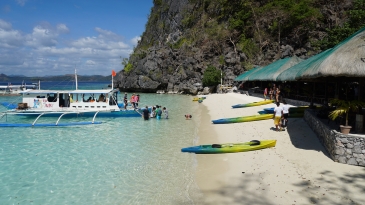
[0,85,202,204]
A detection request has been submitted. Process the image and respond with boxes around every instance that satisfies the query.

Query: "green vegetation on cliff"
[202,65,221,86]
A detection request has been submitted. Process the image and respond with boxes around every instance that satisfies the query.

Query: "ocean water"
[0,82,203,204]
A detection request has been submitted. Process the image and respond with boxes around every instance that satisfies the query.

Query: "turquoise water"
[0,83,202,204]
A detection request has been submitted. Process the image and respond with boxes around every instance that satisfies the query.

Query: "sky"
[0,0,153,76]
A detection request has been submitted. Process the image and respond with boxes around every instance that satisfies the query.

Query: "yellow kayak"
[232,100,274,108]
[212,114,274,124]
[181,140,277,154]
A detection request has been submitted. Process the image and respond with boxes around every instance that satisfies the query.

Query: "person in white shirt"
[274,102,283,131]
[281,100,290,128]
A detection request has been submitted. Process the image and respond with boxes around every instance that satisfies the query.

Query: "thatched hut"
[247,56,303,81]
[277,27,365,81]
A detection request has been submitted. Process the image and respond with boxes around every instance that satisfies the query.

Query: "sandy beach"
[195,93,365,205]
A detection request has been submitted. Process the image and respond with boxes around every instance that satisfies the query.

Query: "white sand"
[195,93,365,205]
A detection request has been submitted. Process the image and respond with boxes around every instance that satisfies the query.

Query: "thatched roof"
[276,49,332,81]
[247,56,303,81]
[235,67,262,81]
[300,27,365,79]
[277,26,365,81]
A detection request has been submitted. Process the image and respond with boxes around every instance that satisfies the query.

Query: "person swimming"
[185,114,192,120]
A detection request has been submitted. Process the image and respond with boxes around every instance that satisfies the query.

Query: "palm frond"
[329,108,346,121]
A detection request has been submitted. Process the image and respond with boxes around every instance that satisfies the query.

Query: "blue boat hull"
[16,110,142,118]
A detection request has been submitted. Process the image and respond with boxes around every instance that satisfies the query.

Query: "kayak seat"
[212,144,222,148]
[250,140,261,146]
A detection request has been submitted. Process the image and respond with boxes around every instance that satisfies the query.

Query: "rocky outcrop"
[115,0,355,94]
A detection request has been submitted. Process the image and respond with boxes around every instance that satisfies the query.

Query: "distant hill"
[0,73,112,82]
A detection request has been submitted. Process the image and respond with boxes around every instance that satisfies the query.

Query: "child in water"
[163,107,168,119]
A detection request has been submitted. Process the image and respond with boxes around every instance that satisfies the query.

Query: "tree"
[202,65,221,86]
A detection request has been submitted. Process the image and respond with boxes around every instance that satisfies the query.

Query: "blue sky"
[0,0,153,76]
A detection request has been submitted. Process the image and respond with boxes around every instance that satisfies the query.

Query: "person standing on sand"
[272,84,277,102]
[269,88,273,100]
[281,100,289,128]
[274,102,283,131]
[264,87,268,100]
[276,87,281,103]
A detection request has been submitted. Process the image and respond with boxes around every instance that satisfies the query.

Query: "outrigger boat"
[0,71,144,127]
[0,82,37,95]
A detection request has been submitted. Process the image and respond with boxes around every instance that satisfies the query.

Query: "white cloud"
[0,19,12,30]
[57,24,69,33]
[15,0,27,6]
[0,19,24,48]
[25,26,58,47]
[95,27,122,41]
[85,60,96,65]
[0,22,135,76]
[131,36,141,46]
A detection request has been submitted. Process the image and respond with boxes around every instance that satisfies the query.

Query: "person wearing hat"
[123,92,128,109]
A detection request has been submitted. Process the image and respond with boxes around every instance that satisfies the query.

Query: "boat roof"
[20,89,117,94]
[0,85,36,89]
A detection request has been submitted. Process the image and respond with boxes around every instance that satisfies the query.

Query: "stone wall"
[304,110,365,167]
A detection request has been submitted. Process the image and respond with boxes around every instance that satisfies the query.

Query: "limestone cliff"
[115,0,363,94]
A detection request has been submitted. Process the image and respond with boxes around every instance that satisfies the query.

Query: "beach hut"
[276,49,333,82]
[247,56,303,81]
[234,66,262,81]
[277,26,365,81]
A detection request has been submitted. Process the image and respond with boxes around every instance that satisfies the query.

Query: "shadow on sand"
[285,118,332,159]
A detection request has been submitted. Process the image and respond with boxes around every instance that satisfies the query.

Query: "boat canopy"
[20,89,116,94]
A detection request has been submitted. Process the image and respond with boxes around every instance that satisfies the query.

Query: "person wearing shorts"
[274,102,283,131]
[282,100,289,128]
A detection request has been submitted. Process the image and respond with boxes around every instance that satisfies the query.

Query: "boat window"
[37,95,46,98]
[78,106,82,108]
[47,93,57,102]
[85,106,89,108]
[97,106,100,108]
[102,106,106,108]
[91,106,95,108]
[72,106,76,108]
[82,93,96,102]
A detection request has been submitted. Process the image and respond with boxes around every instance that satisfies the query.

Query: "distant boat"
[0,82,37,96]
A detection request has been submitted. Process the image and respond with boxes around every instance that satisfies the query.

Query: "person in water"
[185,114,192,120]
[142,106,150,120]
[156,105,162,120]
[163,107,168,119]
[150,106,156,118]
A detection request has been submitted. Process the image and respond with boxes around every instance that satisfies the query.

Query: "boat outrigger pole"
[75,69,78,90]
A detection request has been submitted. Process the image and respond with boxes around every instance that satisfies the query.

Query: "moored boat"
[181,140,276,154]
